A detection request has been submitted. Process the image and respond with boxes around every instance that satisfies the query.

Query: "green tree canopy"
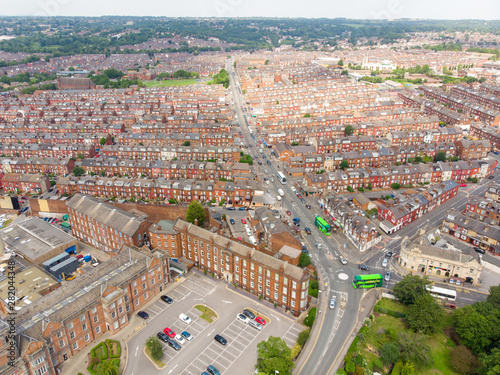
[479,348,500,375]
[453,305,495,354]
[340,160,349,170]
[186,200,206,226]
[96,360,119,375]
[344,125,354,136]
[256,336,295,375]
[298,252,311,268]
[99,137,107,146]
[393,274,431,305]
[406,293,444,335]
[338,58,344,66]
[450,345,479,375]
[380,341,400,365]
[72,166,85,176]
[145,336,163,361]
[435,151,447,162]
[397,331,432,367]
[487,285,500,309]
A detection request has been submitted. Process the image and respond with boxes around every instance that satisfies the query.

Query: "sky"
[3,0,500,19]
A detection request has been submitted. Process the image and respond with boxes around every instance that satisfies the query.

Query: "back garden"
[86,339,121,375]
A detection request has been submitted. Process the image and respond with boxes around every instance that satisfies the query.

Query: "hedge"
[90,342,108,360]
[106,339,121,358]
[304,307,317,327]
[374,305,407,318]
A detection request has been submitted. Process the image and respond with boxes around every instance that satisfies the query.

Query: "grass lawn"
[144,79,198,87]
[376,298,409,314]
[421,333,459,375]
[364,315,406,349]
[145,347,165,368]
[94,344,107,359]
[195,305,218,323]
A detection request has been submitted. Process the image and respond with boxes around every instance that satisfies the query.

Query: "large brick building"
[67,194,152,253]
[1,246,170,375]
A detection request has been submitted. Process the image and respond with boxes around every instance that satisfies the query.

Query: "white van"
[249,236,257,246]
[276,195,282,201]
[278,189,284,197]
[382,258,388,268]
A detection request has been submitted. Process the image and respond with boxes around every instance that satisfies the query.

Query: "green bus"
[314,216,331,235]
[352,274,383,289]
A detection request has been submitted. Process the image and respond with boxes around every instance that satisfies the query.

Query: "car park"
[230,218,235,225]
[237,313,249,323]
[137,311,149,319]
[305,227,311,234]
[160,295,173,304]
[338,256,347,265]
[243,309,255,320]
[207,365,221,375]
[214,334,227,345]
[249,319,263,331]
[255,317,266,325]
[359,264,370,271]
[157,332,169,343]
[329,298,336,309]
[174,334,186,345]
[179,313,192,324]
[163,327,175,338]
[384,272,391,282]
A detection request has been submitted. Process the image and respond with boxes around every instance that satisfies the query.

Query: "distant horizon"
[2,0,499,20]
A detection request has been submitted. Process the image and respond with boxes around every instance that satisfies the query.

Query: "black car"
[243,309,255,320]
[137,311,149,319]
[385,251,393,259]
[305,227,311,235]
[358,264,370,271]
[267,160,271,165]
[167,339,181,351]
[489,175,495,179]
[473,247,485,254]
[157,332,169,343]
[305,205,311,209]
[160,295,173,304]
[214,334,227,345]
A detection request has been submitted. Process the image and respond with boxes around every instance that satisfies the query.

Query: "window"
[80,315,85,322]
[133,280,137,287]
[72,342,78,350]
[274,292,278,300]
[145,292,148,300]
[59,340,65,348]
[134,289,138,296]
[251,263,255,270]
[111,312,116,319]
[57,331,63,338]
[67,322,73,329]
[119,306,123,314]
[84,334,90,342]
[93,315,99,323]
[266,280,270,287]
[82,323,87,331]
[126,305,130,313]
[142,283,146,290]
[135,299,139,306]
[266,288,270,295]
[91,307,97,314]
[38,366,47,375]
[49,347,54,355]
[69,332,75,339]
[282,296,287,303]
[35,357,43,365]
[251,281,254,288]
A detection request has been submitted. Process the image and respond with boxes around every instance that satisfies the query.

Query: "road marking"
[168,364,178,374]
[207,328,215,337]
[271,314,280,321]
[135,346,138,356]
[222,300,233,304]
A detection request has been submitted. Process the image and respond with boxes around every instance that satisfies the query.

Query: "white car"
[290,186,296,192]
[330,298,336,309]
[179,313,192,324]
[174,334,186,345]
[237,313,249,323]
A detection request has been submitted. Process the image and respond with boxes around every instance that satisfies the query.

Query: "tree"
[453,305,494,354]
[72,166,85,177]
[186,200,206,226]
[297,329,310,346]
[347,186,354,192]
[303,113,311,118]
[95,360,119,375]
[99,137,107,146]
[397,331,432,367]
[338,58,344,66]
[478,348,500,375]
[400,362,415,375]
[256,336,295,375]
[393,274,431,305]
[182,141,191,146]
[487,285,500,309]
[436,151,447,162]
[450,345,479,375]
[298,252,311,268]
[340,160,349,170]
[344,125,354,136]
[380,342,399,365]
[145,336,163,361]
[406,293,444,334]
[391,183,401,190]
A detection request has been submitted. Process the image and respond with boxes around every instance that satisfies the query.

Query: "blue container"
[84,255,92,262]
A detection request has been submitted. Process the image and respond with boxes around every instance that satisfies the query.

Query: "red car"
[241,218,247,224]
[163,327,175,338]
[297,194,302,199]
[460,183,467,187]
[255,316,266,325]
[286,210,291,216]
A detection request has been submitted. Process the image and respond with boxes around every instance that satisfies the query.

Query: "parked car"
[160,295,173,304]
[167,338,181,351]
[238,207,247,211]
[286,210,291,216]
[157,332,169,342]
[300,198,306,204]
[305,227,311,234]
[237,313,249,323]
[174,334,186,345]
[329,298,336,309]
[241,218,247,224]
[255,317,266,325]
[338,256,347,265]
[358,264,370,271]
[384,272,391,282]
[163,327,175,338]
[460,183,467,187]
[243,309,255,320]
[249,320,263,331]
[214,334,227,345]
[20,207,28,213]
[207,365,221,375]
[297,194,303,199]
[229,218,235,225]
[473,247,485,254]
[179,313,192,324]
[227,207,236,211]
[293,218,300,224]
[137,311,149,319]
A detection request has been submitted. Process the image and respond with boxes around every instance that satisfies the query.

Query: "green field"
[144,79,199,87]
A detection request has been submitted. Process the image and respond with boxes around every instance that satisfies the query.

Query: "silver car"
[249,319,263,331]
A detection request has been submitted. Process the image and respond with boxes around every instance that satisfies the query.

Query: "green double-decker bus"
[352,274,383,289]
[314,216,331,235]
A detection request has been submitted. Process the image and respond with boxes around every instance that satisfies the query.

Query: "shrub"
[345,360,355,373]
[106,339,121,358]
[304,307,317,327]
[372,358,384,372]
[291,343,302,359]
[297,329,310,346]
[381,341,400,365]
[336,369,347,375]
[392,361,403,375]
